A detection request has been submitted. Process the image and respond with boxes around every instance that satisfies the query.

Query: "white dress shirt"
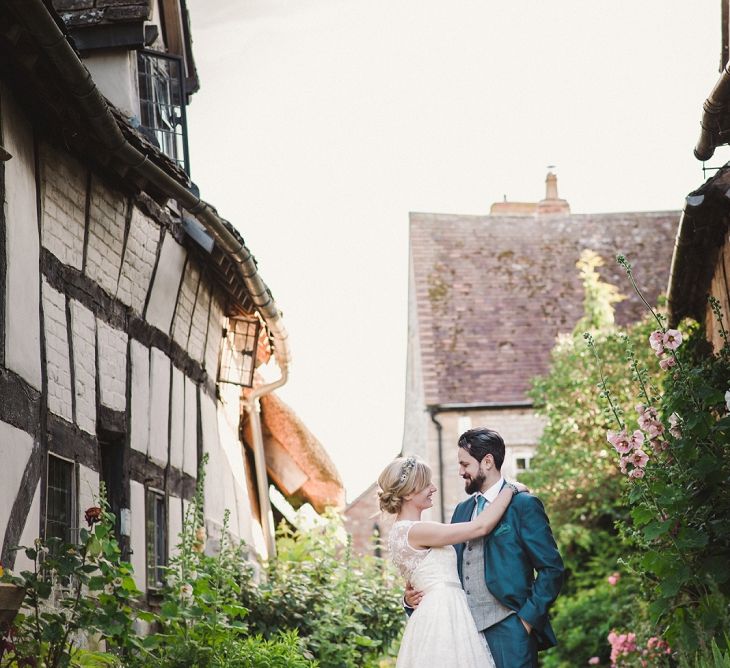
[471,477,505,519]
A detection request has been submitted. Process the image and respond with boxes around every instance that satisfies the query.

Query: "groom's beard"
[464,472,486,495]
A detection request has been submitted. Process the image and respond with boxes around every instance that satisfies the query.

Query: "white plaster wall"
[217,382,252,544]
[129,480,146,591]
[188,283,210,363]
[145,233,186,334]
[0,422,35,557]
[2,84,41,390]
[69,300,97,435]
[83,50,140,120]
[40,142,86,270]
[42,279,73,421]
[97,319,128,412]
[182,377,198,477]
[204,297,224,376]
[13,482,40,573]
[116,206,159,314]
[130,340,150,454]
[200,392,225,531]
[169,367,184,471]
[168,495,183,559]
[148,347,170,466]
[78,465,100,534]
[85,178,126,297]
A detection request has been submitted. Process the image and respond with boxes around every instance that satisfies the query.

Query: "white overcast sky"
[186,0,723,501]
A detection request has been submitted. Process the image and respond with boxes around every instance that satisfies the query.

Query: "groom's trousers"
[482,614,539,668]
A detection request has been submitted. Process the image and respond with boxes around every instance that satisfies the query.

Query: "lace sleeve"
[388,521,430,580]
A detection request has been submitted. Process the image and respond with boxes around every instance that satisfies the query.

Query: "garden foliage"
[0,458,401,667]
[525,251,730,667]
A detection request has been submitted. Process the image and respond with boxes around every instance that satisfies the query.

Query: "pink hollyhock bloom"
[628,430,645,449]
[668,413,682,438]
[618,455,629,474]
[653,440,669,453]
[607,429,633,454]
[636,404,646,415]
[629,467,645,479]
[646,421,665,439]
[607,572,620,586]
[637,407,659,431]
[629,449,649,468]
[663,329,683,350]
[588,658,600,665]
[649,330,665,353]
[659,356,676,370]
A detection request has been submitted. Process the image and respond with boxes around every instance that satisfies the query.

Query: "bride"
[378,455,521,668]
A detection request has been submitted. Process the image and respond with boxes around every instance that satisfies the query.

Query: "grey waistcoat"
[462,535,514,631]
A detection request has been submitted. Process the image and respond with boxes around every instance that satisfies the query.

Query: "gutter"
[10,0,287,558]
[695,59,730,161]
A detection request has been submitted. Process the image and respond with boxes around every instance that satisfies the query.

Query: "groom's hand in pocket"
[519,617,532,635]
[404,582,423,609]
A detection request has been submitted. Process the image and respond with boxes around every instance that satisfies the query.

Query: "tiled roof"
[260,392,345,512]
[51,1,151,28]
[410,210,679,405]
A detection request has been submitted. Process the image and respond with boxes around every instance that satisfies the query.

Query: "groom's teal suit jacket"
[451,488,564,651]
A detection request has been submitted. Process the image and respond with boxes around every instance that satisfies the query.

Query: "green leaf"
[630,505,654,526]
[643,519,673,541]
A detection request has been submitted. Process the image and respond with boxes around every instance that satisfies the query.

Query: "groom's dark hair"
[458,428,505,470]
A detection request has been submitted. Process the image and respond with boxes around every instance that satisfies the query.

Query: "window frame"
[145,487,168,591]
[136,48,190,173]
[44,452,78,547]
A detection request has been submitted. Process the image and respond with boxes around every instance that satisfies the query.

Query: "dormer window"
[137,49,190,173]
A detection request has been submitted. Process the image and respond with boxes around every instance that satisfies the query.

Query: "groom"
[406,427,564,668]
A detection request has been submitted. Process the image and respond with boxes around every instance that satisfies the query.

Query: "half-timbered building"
[0,0,343,595]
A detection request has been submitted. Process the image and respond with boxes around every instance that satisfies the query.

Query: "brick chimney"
[537,168,570,215]
[489,168,570,216]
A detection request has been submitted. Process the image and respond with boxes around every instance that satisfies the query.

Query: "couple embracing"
[377,428,564,668]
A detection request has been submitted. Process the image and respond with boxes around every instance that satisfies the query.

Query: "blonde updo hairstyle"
[377,455,432,515]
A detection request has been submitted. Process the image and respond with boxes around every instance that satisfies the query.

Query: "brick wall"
[42,278,73,421]
[69,299,97,434]
[85,177,126,296]
[41,143,86,270]
[344,483,391,557]
[96,318,127,411]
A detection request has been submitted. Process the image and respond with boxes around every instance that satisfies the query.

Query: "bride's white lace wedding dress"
[389,520,496,668]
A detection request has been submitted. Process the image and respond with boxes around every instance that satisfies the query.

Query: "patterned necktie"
[476,495,487,516]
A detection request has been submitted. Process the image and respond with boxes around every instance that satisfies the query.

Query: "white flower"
[725,390,730,413]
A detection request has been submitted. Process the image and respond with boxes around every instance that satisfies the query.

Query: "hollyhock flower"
[668,413,682,438]
[180,583,193,601]
[607,572,620,586]
[607,429,630,454]
[588,658,600,665]
[629,467,645,479]
[646,421,664,440]
[653,440,669,453]
[637,406,659,431]
[618,455,629,474]
[85,506,102,527]
[659,356,676,370]
[629,449,649,468]
[628,430,645,449]
[663,329,683,350]
[649,330,665,353]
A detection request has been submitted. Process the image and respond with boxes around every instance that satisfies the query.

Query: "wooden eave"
[668,166,730,327]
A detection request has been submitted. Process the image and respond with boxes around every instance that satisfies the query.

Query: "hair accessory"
[399,456,417,483]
